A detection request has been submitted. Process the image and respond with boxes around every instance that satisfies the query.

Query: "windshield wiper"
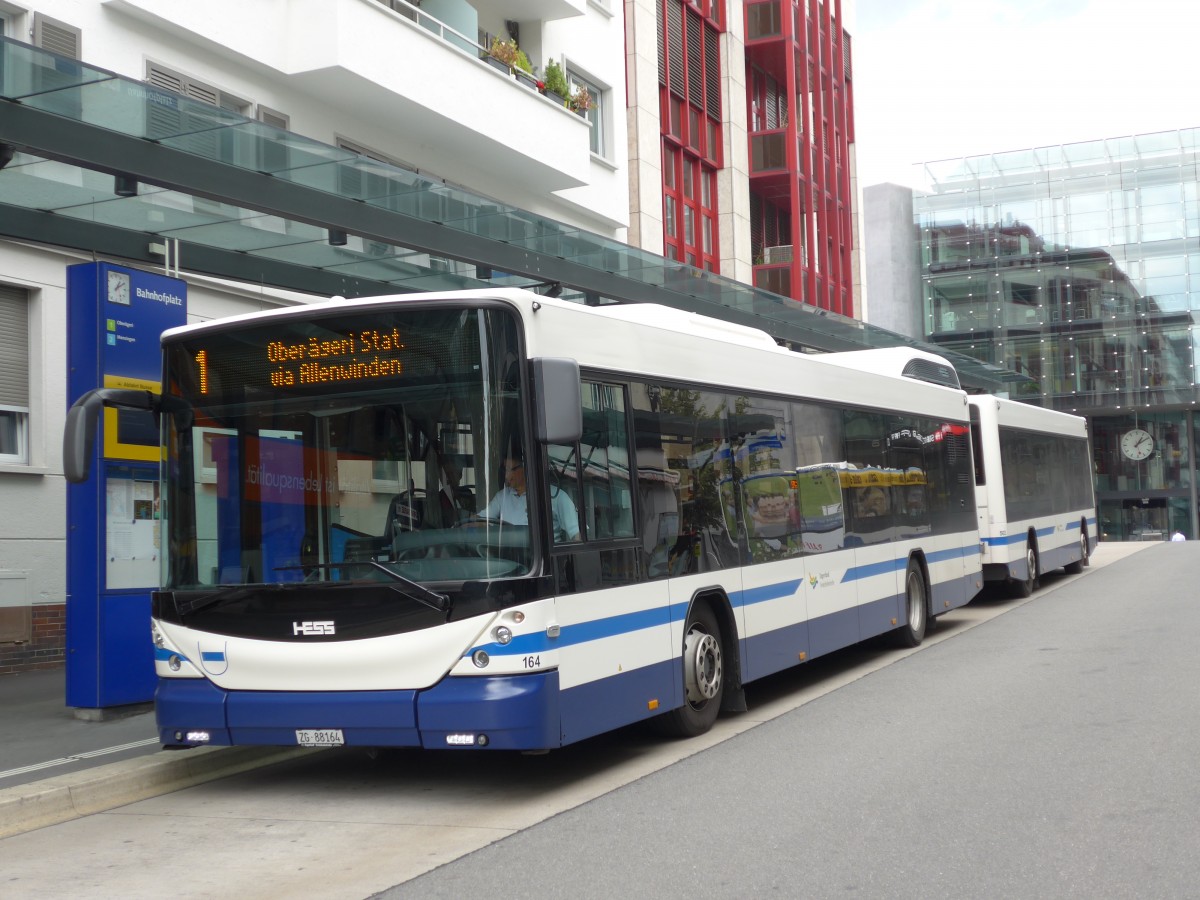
[273,561,448,612]
[174,586,257,617]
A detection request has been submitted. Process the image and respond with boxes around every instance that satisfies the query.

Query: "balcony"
[105,0,592,194]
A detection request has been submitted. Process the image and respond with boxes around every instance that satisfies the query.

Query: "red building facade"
[650,0,856,316]
[657,0,725,272]
[745,0,855,316]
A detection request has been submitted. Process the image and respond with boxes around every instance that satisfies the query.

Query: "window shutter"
[146,65,184,94]
[685,12,702,102]
[0,286,29,408]
[257,107,290,130]
[185,81,220,107]
[704,26,720,117]
[667,0,684,97]
[657,1,665,86]
[33,13,81,59]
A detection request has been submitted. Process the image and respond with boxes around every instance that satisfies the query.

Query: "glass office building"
[916,128,1200,540]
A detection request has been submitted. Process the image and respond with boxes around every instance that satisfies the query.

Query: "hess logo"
[293,620,335,636]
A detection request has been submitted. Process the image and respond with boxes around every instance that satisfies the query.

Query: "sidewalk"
[0,540,1157,841]
[0,668,308,840]
[0,668,157,787]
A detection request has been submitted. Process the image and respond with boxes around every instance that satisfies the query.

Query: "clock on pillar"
[1120,428,1154,461]
[106,269,131,305]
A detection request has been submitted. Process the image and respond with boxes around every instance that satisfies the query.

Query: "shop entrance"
[1098,496,1190,541]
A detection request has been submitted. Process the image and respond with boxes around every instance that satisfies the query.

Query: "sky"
[849,0,1200,189]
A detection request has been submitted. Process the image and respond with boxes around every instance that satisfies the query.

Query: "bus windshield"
[160,304,530,591]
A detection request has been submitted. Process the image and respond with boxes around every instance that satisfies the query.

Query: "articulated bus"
[968,396,1097,596]
[62,288,1083,752]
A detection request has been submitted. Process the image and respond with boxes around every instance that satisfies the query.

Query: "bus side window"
[578,382,634,542]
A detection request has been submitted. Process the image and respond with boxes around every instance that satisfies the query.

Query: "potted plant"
[512,48,539,91]
[542,59,570,107]
[569,84,593,117]
[487,37,518,74]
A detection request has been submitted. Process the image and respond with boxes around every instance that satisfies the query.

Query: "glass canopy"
[0,35,1023,392]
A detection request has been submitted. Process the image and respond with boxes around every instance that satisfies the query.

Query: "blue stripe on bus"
[982,528,1055,546]
[472,580,806,658]
[840,543,974,583]
[982,516,1097,547]
[154,647,225,663]
[472,604,675,657]
[842,557,907,582]
[737,580,803,606]
[471,549,978,659]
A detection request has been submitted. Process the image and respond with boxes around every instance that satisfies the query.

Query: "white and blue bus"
[968,396,1096,596]
[64,288,1016,751]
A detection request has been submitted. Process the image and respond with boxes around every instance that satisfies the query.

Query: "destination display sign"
[173,317,431,403]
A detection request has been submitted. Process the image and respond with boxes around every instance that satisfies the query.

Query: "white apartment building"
[0,0,629,672]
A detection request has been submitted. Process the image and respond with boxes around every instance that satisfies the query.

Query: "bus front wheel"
[894,560,928,648]
[658,604,724,737]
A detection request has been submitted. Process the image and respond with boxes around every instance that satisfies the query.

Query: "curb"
[0,745,314,840]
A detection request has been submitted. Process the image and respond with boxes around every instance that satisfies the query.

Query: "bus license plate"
[296,729,344,747]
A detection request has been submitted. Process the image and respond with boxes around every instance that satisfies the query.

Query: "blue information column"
[66,263,187,711]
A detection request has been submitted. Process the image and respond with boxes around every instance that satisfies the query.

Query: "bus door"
[840,465,907,642]
[794,464,859,660]
[969,404,992,557]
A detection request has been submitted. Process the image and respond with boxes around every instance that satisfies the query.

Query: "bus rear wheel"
[658,603,724,737]
[894,560,928,648]
[1012,542,1039,598]
[1064,527,1089,574]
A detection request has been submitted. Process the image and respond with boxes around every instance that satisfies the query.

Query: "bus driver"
[475,452,581,542]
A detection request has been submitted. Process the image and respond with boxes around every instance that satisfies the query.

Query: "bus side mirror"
[531,357,582,445]
[63,388,159,483]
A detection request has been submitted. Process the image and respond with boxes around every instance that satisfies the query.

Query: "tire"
[1011,541,1038,598]
[657,603,725,737]
[1064,526,1089,575]
[893,559,928,648]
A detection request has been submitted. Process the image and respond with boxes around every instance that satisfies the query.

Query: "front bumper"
[156,669,561,751]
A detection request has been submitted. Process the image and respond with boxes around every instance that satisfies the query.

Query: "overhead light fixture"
[327,229,348,246]
[113,174,138,197]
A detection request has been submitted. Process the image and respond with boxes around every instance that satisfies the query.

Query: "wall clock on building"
[106,269,131,306]
[1120,428,1154,461]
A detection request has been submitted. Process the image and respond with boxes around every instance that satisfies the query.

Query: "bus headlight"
[168,655,182,671]
[472,649,490,668]
[493,626,513,645]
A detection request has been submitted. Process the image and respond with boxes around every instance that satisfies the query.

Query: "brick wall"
[0,604,66,674]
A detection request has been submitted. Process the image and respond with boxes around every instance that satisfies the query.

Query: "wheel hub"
[683,629,722,704]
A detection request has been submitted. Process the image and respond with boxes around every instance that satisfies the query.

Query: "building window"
[663,144,719,270]
[659,0,723,270]
[0,286,29,465]
[256,106,291,174]
[567,69,606,157]
[144,62,250,216]
[0,5,20,39]
[336,138,420,209]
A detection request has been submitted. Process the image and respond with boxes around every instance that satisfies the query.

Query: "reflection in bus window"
[633,385,736,577]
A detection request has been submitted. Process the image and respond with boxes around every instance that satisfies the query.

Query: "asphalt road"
[2,542,1190,899]
[381,542,1200,899]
